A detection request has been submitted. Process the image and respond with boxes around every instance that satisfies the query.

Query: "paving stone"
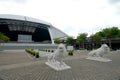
[0,50,120,80]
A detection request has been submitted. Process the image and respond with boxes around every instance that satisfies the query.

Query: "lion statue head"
[55,43,68,59]
[100,44,110,54]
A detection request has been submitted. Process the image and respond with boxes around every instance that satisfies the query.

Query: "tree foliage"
[0,32,10,42]
[91,27,120,40]
[54,38,62,44]
[77,33,88,43]
[66,36,74,45]
[90,27,120,48]
[90,32,102,42]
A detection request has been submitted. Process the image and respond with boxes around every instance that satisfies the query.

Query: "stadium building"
[0,14,68,44]
[0,14,68,49]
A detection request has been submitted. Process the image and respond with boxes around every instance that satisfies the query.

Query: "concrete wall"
[0,43,58,50]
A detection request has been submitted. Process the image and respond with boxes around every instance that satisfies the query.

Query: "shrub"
[54,38,62,44]
[79,48,86,50]
[51,50,54,53]
[110,48,113,51]
[0,32,10,42]
[25,49,39,58]
[48,50,50,52]
[35,52,39,58]
[67,50,73,56]
[39,48,42,51]
[31,49,34,51]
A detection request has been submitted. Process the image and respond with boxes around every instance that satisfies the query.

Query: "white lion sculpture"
[88,44,110,57]
[48,43,68,65]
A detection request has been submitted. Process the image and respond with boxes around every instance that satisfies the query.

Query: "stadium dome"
[0,14,68,44]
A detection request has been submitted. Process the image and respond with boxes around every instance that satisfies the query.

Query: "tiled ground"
[0,50,120,80]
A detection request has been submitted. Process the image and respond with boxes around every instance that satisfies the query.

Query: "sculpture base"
[45,61,71,71]
[86,56,112,62]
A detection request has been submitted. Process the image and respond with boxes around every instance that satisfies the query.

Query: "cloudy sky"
[0,0,120,38]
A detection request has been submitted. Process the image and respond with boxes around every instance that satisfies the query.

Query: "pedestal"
[86,56,112,62]
[45,61,71,71]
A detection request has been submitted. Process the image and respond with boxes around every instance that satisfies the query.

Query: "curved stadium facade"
[0,14,68,44]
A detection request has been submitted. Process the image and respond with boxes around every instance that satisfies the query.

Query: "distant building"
[74,38,120,50]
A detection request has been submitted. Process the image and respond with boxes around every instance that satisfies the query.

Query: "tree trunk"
[108,39,112,48]
[78,43,80,49]
[82,42,84,49]
[92,43,95,50]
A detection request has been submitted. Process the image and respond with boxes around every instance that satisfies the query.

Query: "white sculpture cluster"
[45,43,71,71]
[86,44,112,62]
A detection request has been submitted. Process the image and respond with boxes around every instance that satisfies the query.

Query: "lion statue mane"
[48,43,68,65]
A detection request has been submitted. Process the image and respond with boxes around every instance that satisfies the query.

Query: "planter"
[36,55,39,58]
[68,50,73,56]
[51,50,54,53]
[48,50,50,52]
[35,52,39,58]
[69,52,73,56]
[33,54,35,56]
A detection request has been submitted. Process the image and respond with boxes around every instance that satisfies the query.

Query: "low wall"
[0,43,58,50]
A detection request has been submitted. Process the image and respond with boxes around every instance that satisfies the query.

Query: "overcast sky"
[0,0,120,38]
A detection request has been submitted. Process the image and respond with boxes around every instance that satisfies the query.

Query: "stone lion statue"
[48,43,68,65]
[88,44,110,57]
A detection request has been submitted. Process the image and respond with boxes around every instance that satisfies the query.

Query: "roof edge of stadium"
[0,14,51,25]
[50,25,69,38]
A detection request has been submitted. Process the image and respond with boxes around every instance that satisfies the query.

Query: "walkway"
[0,50,120,80]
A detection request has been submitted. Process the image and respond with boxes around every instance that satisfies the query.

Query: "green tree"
[91,27,120,48]
[54,38,62,44]
[118,30,120,37]
[66,36,74,45]
[102,27,120,48]
[90,32,102,48]
[110,27,119,38]
[0,32,10,42]
[91,32,102,42]
[77,33,87,48]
